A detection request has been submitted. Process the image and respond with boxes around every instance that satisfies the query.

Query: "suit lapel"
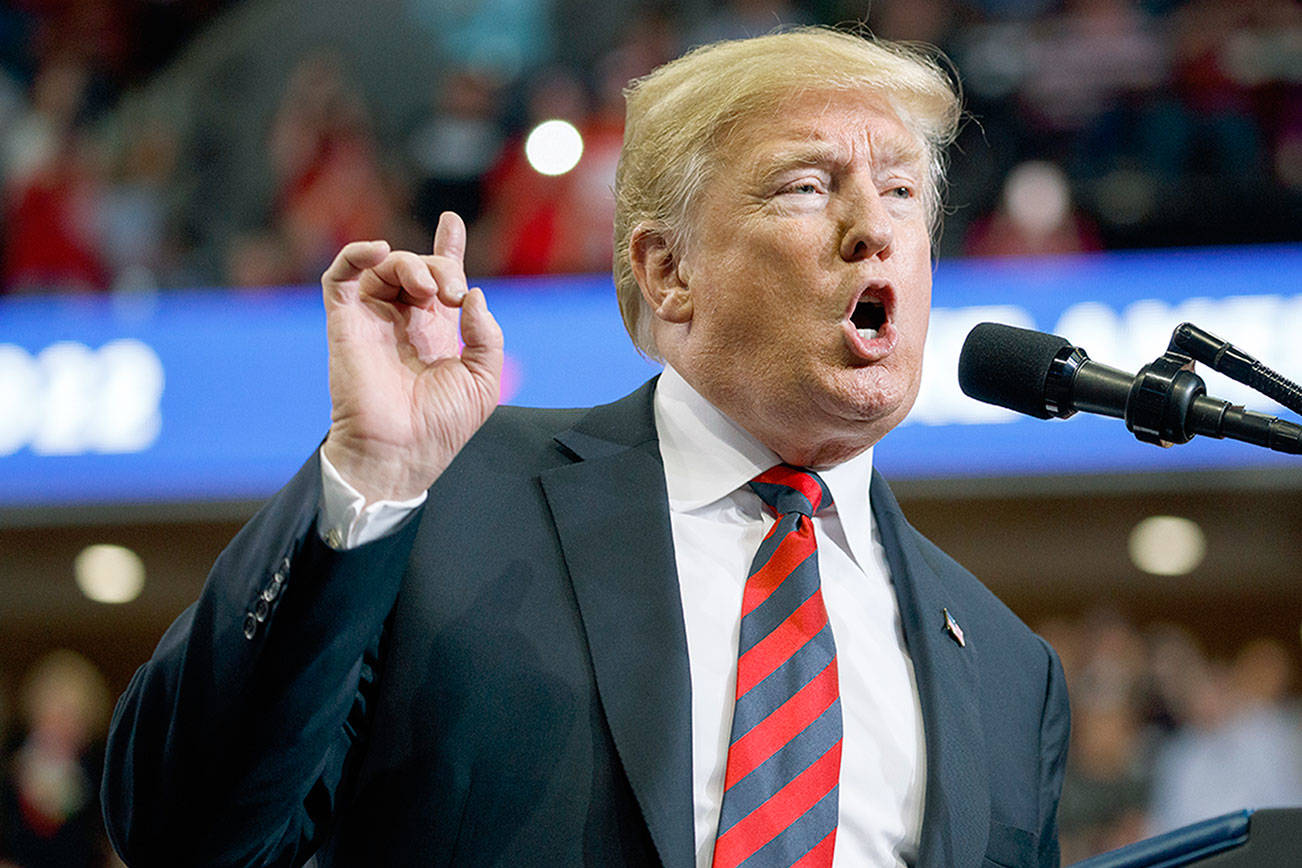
[534,386,987,867]
[539,381,696,868]
[871,471,990,868]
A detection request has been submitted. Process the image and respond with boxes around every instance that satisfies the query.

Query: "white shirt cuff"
[318,448,428,550]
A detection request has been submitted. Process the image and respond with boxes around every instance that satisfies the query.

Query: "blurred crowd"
[0,650,118,868]
[0,1,1300,865]
[2,616,1299,866]
[1041,612,1302,863]
[0,0,1298,296]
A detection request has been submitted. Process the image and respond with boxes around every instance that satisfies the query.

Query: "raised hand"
[320,211,503,504]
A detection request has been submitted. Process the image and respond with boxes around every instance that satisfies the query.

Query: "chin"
[820,365,917,424]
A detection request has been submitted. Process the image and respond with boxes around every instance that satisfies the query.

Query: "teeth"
[857,328,879,340]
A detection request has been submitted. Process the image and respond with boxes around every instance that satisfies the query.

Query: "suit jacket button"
[243,613,257,639]
[261,583,280,602]
[254,598,270,622]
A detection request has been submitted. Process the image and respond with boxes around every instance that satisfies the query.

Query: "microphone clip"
[1126,323,1302,453]
[1125,344,1204,448]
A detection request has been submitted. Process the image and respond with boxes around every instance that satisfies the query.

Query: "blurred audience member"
[865,0,957,46]
[224,229,297,290]
[1149,638,1302,832]
[1,137,107,294]
[1016,0,1168,142]
[1,58,108,294]
[407,68,505,238]
[268,52,399,284]
[475,8,680,277]
[4,0,1297,285]
[1049,611,1302,860]
[476,66,590,275]
[964,161,1101,257]
[409,0,556,82]
[2,60,86,188]
[1056,611,1153,863]
[684,0,813,48]
[0,650,111,868]
[96,116,180,293]
[1143,622,1209,732]
[547,15,676,274]
[1162,0,1270,182]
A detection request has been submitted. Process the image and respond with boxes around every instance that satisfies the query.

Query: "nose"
[839,186,894,262]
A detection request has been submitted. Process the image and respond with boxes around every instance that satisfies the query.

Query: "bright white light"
[524,119,583,176]
[1128,516,1206,576]
[74,544,145,604]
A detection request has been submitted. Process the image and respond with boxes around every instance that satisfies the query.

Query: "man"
[102,27,1069,868]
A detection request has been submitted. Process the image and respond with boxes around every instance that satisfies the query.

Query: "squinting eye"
[787,182,821,194]
[888,186,914,199]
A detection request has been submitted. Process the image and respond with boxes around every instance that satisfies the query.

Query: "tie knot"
[748,465,832,518]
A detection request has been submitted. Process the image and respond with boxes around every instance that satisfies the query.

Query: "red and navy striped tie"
[712,465,842,868]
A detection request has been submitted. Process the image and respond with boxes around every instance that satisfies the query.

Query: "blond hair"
[614,26,961,359]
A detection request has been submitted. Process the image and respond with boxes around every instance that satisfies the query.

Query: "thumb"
[459,288,504,386]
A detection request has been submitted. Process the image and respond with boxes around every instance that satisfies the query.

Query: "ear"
[629,224,693,324]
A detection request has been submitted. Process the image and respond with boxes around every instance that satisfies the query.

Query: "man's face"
[668,88,934,466]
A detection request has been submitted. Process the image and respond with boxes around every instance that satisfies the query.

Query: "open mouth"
[842,284,897,362]
[850,296,887,339]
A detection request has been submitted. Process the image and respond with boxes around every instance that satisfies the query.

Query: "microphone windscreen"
[958,322,1071,419]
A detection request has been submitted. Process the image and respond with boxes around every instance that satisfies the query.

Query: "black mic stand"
[1120,323,1302,454]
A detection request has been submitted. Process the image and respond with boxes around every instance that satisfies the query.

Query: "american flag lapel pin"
[942,607,966,648]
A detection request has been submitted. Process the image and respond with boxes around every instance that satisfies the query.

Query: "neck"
[752,426,874,470]
[665,363,880,470]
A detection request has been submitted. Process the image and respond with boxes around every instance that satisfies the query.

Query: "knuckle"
[428,256,465,279]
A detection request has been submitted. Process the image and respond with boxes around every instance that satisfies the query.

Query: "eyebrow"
[872,134,927,170]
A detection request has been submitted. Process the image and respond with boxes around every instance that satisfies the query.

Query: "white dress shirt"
[319,366,926,866]
[653,367,925,867]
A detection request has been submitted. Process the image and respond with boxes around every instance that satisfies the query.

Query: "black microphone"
[957,322,1302,454]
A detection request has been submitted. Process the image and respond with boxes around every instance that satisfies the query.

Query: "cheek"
[899,249,933,339]
[911,293,932,343]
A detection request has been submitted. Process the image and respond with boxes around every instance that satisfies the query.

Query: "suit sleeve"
[100,453,422,868]
[1034,636,1071,868]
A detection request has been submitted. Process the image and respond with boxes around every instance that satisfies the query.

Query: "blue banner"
[3,244,1300,507]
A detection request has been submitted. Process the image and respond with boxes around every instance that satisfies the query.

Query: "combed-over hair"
[613,26,961,359]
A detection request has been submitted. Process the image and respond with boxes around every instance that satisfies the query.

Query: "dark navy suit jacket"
[102,380,1069,867]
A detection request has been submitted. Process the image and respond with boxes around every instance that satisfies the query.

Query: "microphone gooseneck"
[1171,322,1302,416]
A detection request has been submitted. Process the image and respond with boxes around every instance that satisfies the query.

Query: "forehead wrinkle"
[790,88,927,163]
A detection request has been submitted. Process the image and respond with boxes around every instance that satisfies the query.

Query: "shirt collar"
[653,366,876,550]
[654,365,776,511]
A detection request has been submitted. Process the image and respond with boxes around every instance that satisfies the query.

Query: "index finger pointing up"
[433,211,467,263]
